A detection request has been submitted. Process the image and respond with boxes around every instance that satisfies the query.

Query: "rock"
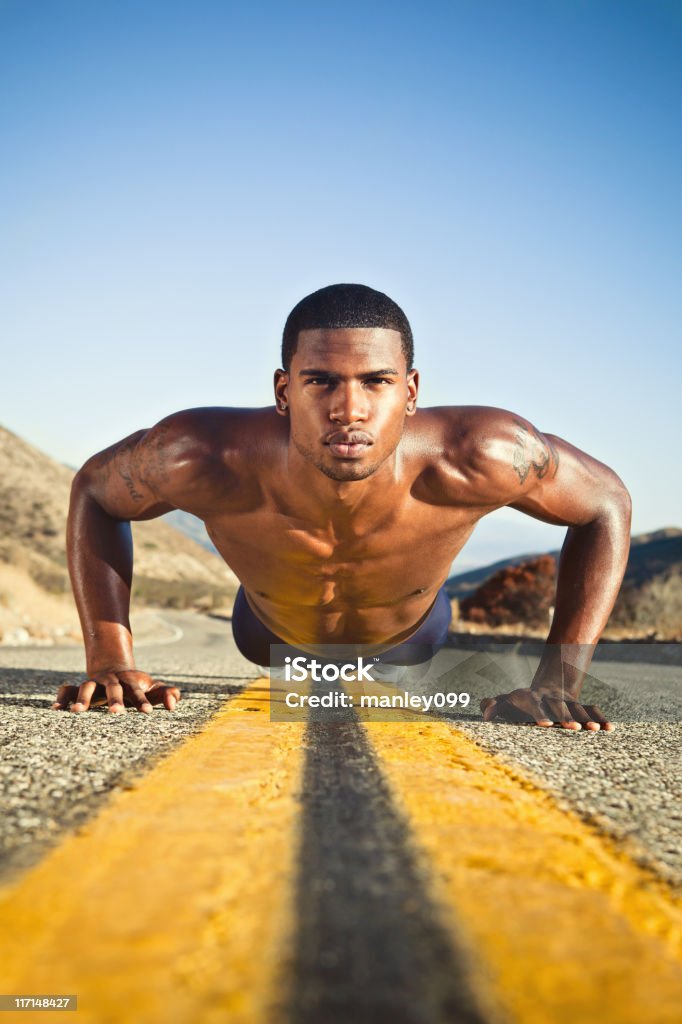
[1,627,31,646]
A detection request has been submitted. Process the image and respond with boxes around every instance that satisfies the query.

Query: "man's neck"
[284,442,404,523]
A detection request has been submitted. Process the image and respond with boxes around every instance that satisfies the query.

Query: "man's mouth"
[325,432,373,459]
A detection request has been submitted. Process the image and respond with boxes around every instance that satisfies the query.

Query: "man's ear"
[406,369,419,415]
[274,369,289,415]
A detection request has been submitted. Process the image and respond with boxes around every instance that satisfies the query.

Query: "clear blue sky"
[1,0,680,570]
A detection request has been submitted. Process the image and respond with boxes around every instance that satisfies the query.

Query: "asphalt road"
[0,610,680,890]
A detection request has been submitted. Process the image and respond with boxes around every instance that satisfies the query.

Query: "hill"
[447,528,682,638]
[0,426,238,644]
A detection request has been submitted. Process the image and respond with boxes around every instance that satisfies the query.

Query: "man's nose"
[329,382,369,423]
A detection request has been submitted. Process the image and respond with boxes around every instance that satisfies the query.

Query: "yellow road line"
[0,678,305,1024]
[364,719,682,1024]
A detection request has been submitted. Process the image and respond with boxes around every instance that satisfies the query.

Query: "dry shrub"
[609,570,682,638]
[460,554,557,628]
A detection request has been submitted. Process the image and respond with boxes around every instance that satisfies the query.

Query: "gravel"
[0,610,254,883]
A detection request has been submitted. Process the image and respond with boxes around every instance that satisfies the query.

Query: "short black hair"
[281,283,414,371]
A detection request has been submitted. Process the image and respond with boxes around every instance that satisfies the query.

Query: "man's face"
[275,327,418,482]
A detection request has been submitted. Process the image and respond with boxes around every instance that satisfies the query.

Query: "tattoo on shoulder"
[135,422,171,488]
[546,436,560,473]
[117,439,145,503]
[91,426,173,507]
[511,419,558,485]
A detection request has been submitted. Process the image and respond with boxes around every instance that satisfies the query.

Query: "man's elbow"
[69,463,121,524]
[619,482,633,525]
[70,466,93,502]
[70,461,107,508]
[598,476,632,535]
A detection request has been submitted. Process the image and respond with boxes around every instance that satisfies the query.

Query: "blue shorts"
[231,585,452,667]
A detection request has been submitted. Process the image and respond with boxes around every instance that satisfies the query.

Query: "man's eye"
[366,378,391,385]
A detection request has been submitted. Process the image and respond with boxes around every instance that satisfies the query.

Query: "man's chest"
[203,497,479,602]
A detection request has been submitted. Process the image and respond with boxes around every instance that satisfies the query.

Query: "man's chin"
[316,457,382,482]
[291,437,389,482]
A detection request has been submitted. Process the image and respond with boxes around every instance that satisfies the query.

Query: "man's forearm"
[67,475,137,674]
[534,496,632,696]
[548,504,631,643]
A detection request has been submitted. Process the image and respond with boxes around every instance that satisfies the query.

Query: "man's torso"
[164,407,505,647]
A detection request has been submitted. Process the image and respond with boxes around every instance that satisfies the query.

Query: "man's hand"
[51,670,181,714]
[480,687,614,731]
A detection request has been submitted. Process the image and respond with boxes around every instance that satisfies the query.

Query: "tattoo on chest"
[512,419,559,485]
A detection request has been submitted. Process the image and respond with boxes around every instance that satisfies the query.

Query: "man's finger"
[482,694,546,725]
[163,686,181,711]
[128,686,153,713]
[496,690,554,727]
[105,680,126,714]
[565,700,598,731]
[480,692,515,720]
[516,690,554,726]
[583,704,615,732]
[145,684,181,711]
[52,683,78,711]
[70,680,98,713]
[480,697,498,721]
[495,697,538,724]
[540,696,581,730]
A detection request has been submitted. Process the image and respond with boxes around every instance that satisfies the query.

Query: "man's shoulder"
[141,406,283,502]
[147,406,281,458]
[411,404,535,455]
[409,406,554,506]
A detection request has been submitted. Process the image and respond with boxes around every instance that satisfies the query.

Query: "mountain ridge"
[0,424,238,643]
[446,527,682,599]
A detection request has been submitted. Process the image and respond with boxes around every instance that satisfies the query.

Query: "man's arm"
[54,415,200,713]
[467,412,632,730]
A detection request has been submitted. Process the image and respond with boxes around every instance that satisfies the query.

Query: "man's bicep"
[75,423,177,521]
[508,433,630,528]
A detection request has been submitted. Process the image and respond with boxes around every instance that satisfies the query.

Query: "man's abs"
[239,580,451,649]
[205,506,477,647]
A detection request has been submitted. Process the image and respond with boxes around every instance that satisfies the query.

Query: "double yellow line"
[1,678,681,1023]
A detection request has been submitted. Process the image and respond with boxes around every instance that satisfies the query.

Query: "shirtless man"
[52,284,631,730]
